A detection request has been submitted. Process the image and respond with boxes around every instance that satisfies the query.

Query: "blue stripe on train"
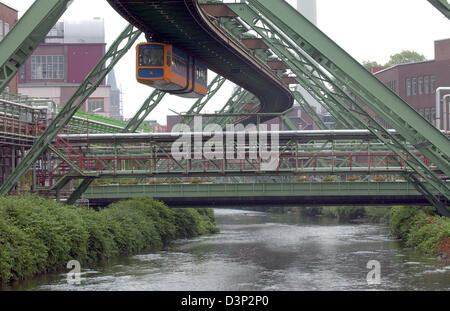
[138,68,164,78]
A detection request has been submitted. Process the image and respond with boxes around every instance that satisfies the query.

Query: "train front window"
[139,45,164,67]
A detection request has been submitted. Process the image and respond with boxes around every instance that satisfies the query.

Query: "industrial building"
[17,17,123,120]
[375,39,450,129]
[0,1,18,93]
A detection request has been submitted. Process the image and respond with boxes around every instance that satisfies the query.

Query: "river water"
[5,209,450,291]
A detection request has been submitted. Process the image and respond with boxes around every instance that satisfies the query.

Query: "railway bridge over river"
[0,0,448,216]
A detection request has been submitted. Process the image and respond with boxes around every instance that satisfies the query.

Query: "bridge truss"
[0,0,448,216]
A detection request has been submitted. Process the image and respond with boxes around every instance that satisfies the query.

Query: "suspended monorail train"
[136,42,208,98]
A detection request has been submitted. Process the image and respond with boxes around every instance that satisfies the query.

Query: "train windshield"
[139,45,164,67]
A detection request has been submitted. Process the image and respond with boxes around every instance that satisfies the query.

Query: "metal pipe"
[444,94,450,132]
[435,87,450,129]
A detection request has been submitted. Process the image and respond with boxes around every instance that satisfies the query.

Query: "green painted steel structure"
[0,24,142,195]
[106,0,293,126]
[223,0,449,216]
[428,0,450,18]
[180,75,227,125]
[123,90,166,133]
[82,182,436,206]
[0,0,72,93]
[0,0,448,215]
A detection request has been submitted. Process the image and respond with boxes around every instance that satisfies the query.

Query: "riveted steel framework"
[220,0,449,216]
[0,0,448,216]
[0,24,142,195]
[428,0,450,18]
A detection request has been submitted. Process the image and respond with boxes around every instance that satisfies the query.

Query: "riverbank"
[0,195,219,285]
[5,208,449,291]
[389,206,450,261]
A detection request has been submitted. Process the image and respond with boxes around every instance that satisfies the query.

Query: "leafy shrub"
[298,206,323,217]
[0,195,218,284]
[390,206,450,255]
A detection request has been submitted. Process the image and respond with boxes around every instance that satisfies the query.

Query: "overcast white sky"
[2,0,449,124]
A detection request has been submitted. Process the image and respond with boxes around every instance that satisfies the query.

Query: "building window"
[406,78,411,96]
[419,108,424,116]
[31,55,64,80]
[431,108,436,123]
[88,100,104,113]
[4,22,9,35]
[424,76,429,94]
[0,20,3,41]
[418,77,423,95]
[412,78,417,95]
[425,108,430,121]
[430,75,435,93]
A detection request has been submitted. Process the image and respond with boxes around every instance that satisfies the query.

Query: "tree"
[385,50,426,67]
[362,60,383,70]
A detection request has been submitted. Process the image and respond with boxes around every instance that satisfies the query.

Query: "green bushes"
[320,206,366,221]
[0,195,219,284]
[390,206,450,256]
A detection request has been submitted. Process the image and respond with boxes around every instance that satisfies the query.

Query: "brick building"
[0,1,18,93]
[18,18,120,119]
[375,39,450,128]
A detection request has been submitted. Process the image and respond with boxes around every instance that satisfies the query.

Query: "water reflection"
[4,209,450,291]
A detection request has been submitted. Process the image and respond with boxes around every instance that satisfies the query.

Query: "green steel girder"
[224,7,358,129]
[0,0,72,93]
[181,75,227,125]
[66,178,95,205]
[246,0,450,174]
[214,10,352,129]
[123,89,166,133]
[82,182,442,203]
[47,145,85,177]
[222,14,353,128]
[406,174,449,217]
[428,0,450,19]
[0,24,142,195]
[228,1,450,216]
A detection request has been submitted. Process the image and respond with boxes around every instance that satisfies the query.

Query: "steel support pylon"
[123,90,166,133]
[227,0,449,216]
[428,0,450,19]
